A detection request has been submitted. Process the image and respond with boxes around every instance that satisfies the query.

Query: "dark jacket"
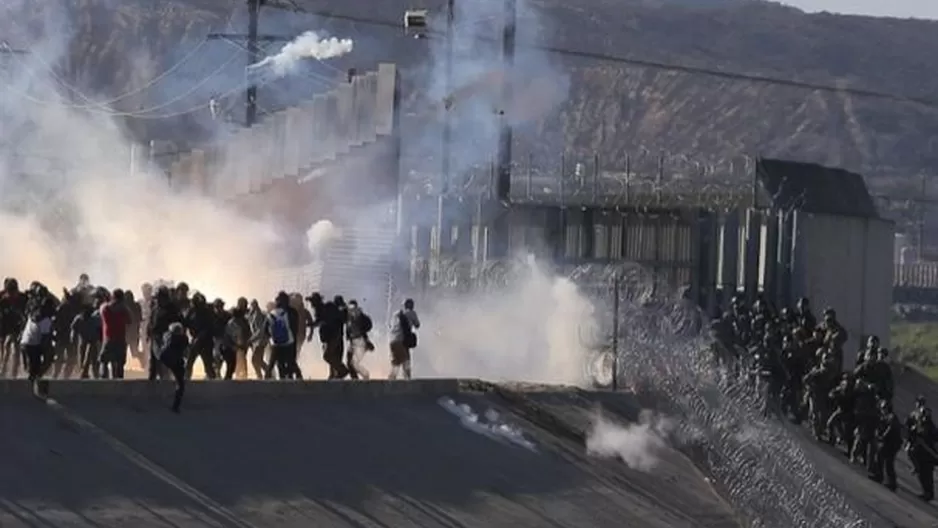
[147,301,183,342]
[346,308,372,340]
[71,310,102,344]
[185,304,215,341]
[160,330,190,364]
[314,302,343,343]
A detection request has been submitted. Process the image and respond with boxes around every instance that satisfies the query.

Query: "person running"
[388,299,420,380]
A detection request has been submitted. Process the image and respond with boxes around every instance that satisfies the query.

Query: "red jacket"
[100,301,130,342]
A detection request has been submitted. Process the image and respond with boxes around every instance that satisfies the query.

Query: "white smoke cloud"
[0,7,293,303]
[305,219,339,257]
[585,409,675,473]
[438,397,538,452]
[248,31,353,79]
[410,256,597,386]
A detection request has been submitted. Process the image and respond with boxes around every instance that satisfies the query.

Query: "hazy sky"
[782,0,938,19]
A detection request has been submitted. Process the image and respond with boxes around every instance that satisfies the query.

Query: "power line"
[206,0,307,127]
[264,1,938,111]
[0,6,245,119]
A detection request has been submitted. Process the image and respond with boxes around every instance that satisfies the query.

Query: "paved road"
[3,375,937,528]
[0,382,739,528]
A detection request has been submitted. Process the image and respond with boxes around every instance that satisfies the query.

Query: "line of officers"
[711,295,938,502]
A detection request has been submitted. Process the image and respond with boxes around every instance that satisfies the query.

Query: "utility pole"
[435,0,456,265]
[207,0,295,127]
[611,270,621,391]
[436,0,455,263]
[246,0,261,127]
[496,0,516,201]
[919,172,928,259]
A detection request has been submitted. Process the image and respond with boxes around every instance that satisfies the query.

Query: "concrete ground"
[1,375,938,527]
[0,379,739,528]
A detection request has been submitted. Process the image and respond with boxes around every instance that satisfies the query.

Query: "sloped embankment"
[0,379,739,527]
[3,377,936,527]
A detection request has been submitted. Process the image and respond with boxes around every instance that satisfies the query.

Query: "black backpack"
[398,310,417,348]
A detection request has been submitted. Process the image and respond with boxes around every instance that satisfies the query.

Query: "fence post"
[611,270,621,391]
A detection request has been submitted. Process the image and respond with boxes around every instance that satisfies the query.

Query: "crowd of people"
[711,295,938,502]
[0,274,422,412]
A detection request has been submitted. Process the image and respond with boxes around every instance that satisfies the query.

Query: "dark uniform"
[183,294,216,379]
[804,356,836,440]
[794,297,817,334]
[872,401,902,491]
[907,403,938,501]
[146,288,183,381]
[159,323,189,413]
[854,348,893,404]
[851,380,879,469]
[827,374,855,451]
[781,334,809,422]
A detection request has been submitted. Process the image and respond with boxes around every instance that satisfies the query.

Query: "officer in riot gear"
[827,373,855,451]
[907,403,938,501]
[794,297,816,333]
[852,378,878,468]
[872,400,902,492]
[804,351,837,441]
[856,335,880,368]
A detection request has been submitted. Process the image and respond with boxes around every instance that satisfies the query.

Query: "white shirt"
[20,317,52,346]
[389,308,420,344]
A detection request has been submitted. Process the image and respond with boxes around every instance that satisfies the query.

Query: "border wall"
[158,63,399,223]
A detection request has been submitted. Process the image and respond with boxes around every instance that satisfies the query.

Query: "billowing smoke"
[585,409,674,473]
[406,0,570,185]
[305,219,339,258]
[247,31,353,80]
[409,256,596,386]
[0,6,292,302]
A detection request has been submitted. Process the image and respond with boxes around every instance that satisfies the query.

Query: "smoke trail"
[248,31,353,79]
[585,409,674,473]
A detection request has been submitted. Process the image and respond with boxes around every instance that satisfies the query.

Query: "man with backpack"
[345,299,374,380]
[265,291,298,380]
[388,298,420,380]
[308,292,349,380]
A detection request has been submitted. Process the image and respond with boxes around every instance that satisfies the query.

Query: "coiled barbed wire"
[405,258,870,527]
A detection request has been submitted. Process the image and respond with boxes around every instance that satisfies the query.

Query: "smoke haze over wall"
[404,0,570,191]
[0,3,291,301]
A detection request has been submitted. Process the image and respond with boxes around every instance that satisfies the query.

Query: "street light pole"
[436,0,455,267]
[208,0,296,128]
[246,0,262,127]
[496,0,516,201]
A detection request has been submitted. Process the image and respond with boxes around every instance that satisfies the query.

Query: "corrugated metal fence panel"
[793,212,870,364]
[865,219,894,348]
[895,262,938,288]
[375,63,397,136]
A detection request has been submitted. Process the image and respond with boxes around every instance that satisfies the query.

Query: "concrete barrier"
[0,378,466,406]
